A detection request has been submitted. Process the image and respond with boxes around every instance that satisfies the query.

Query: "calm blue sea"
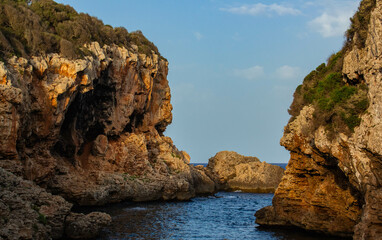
[96,192,349,240]
[191,162,288,169]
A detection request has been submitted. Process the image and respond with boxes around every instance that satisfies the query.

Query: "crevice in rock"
[155,122,166,135]
[52,67,117,162]
[52,92,80,163]
[362,148,382,187]
[321,154,364,206]
[298,144,364,207]
[123,110,144,133]
[344,72,365,85]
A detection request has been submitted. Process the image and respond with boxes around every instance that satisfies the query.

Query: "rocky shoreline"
[0,26,286,239]
[0,40,210,204]
[6,0,382,239]
[255,0,382,239]
[0,39,216,238]
[0,167,111,239]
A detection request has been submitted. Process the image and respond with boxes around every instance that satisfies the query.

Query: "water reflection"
[98,202,184,239]
[96,192,350,240]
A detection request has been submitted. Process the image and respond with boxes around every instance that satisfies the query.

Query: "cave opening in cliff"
[52,92,81,161]
[123,110,145,133]
[344,72,366,86]
[53,68,117,160]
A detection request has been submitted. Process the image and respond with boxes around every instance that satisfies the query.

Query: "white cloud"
[194,32,203,40]
[234,66,264,80]
[308,1,359,37]
[308,12,351,37]
[220,3,301,16]
[276,65,301,80]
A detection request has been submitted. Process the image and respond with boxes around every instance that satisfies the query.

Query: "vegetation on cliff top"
[0,0,163,59]
[288,51,368,135]
[345,0,376,49]
[288,0,377,136]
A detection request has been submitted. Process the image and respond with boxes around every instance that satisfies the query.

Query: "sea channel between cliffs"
[1,0,382,239]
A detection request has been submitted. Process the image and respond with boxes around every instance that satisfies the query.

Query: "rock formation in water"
[204,151,284,193]
[256,0,382,239]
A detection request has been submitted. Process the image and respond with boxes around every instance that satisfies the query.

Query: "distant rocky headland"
[200,151,284,193]
[256,0,382,239]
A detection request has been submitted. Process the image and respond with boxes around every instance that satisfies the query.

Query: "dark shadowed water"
[95,192,350,240]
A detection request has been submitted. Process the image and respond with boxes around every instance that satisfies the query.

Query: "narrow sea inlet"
[95,191,348,240]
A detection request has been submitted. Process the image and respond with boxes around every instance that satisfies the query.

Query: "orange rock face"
[0,42,203,205]
[256,1,382,239]
[255,108,364,237]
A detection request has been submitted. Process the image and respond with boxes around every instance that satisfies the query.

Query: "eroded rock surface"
[206,151,284,193]
[65,212,111,239]
[0,2,216,239]
[256,1,382,239]
[0,167,110,240]
[0,42,206,205]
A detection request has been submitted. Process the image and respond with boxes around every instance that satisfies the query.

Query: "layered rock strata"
[205,151,284,193]
[256,1,382,239]
[0,41,205,205]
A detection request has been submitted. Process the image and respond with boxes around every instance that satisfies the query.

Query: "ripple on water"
[123,207,147,212]
[96,192,351,240]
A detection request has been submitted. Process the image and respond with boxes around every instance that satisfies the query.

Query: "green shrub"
[326,51,343,72]
[355,98,369,110]
[288,48,369,135]
[129,30,159,56]
[0,0,163,59]
[38,213,47,225]
[331,86,356,103]
[345,0,377,49]
[341,112,362,130]
[315,63,326,73]
[287,0,374,133]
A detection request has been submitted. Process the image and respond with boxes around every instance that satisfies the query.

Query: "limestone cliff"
[205,151,284,193]
[0,1,215,238]
[256,0,382,239]
[0,40,204,204]
[0,0,208,207]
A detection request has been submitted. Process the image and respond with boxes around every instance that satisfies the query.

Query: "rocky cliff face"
[206,151,284,193]
[0,167,111,240]
[256,1,382,239]
[0,41,203,205]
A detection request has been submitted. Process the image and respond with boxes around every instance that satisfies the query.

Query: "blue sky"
[57,0,361,163]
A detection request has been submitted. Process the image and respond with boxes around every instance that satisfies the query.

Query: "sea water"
[96,191,349,240]
[94,163,348,239]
